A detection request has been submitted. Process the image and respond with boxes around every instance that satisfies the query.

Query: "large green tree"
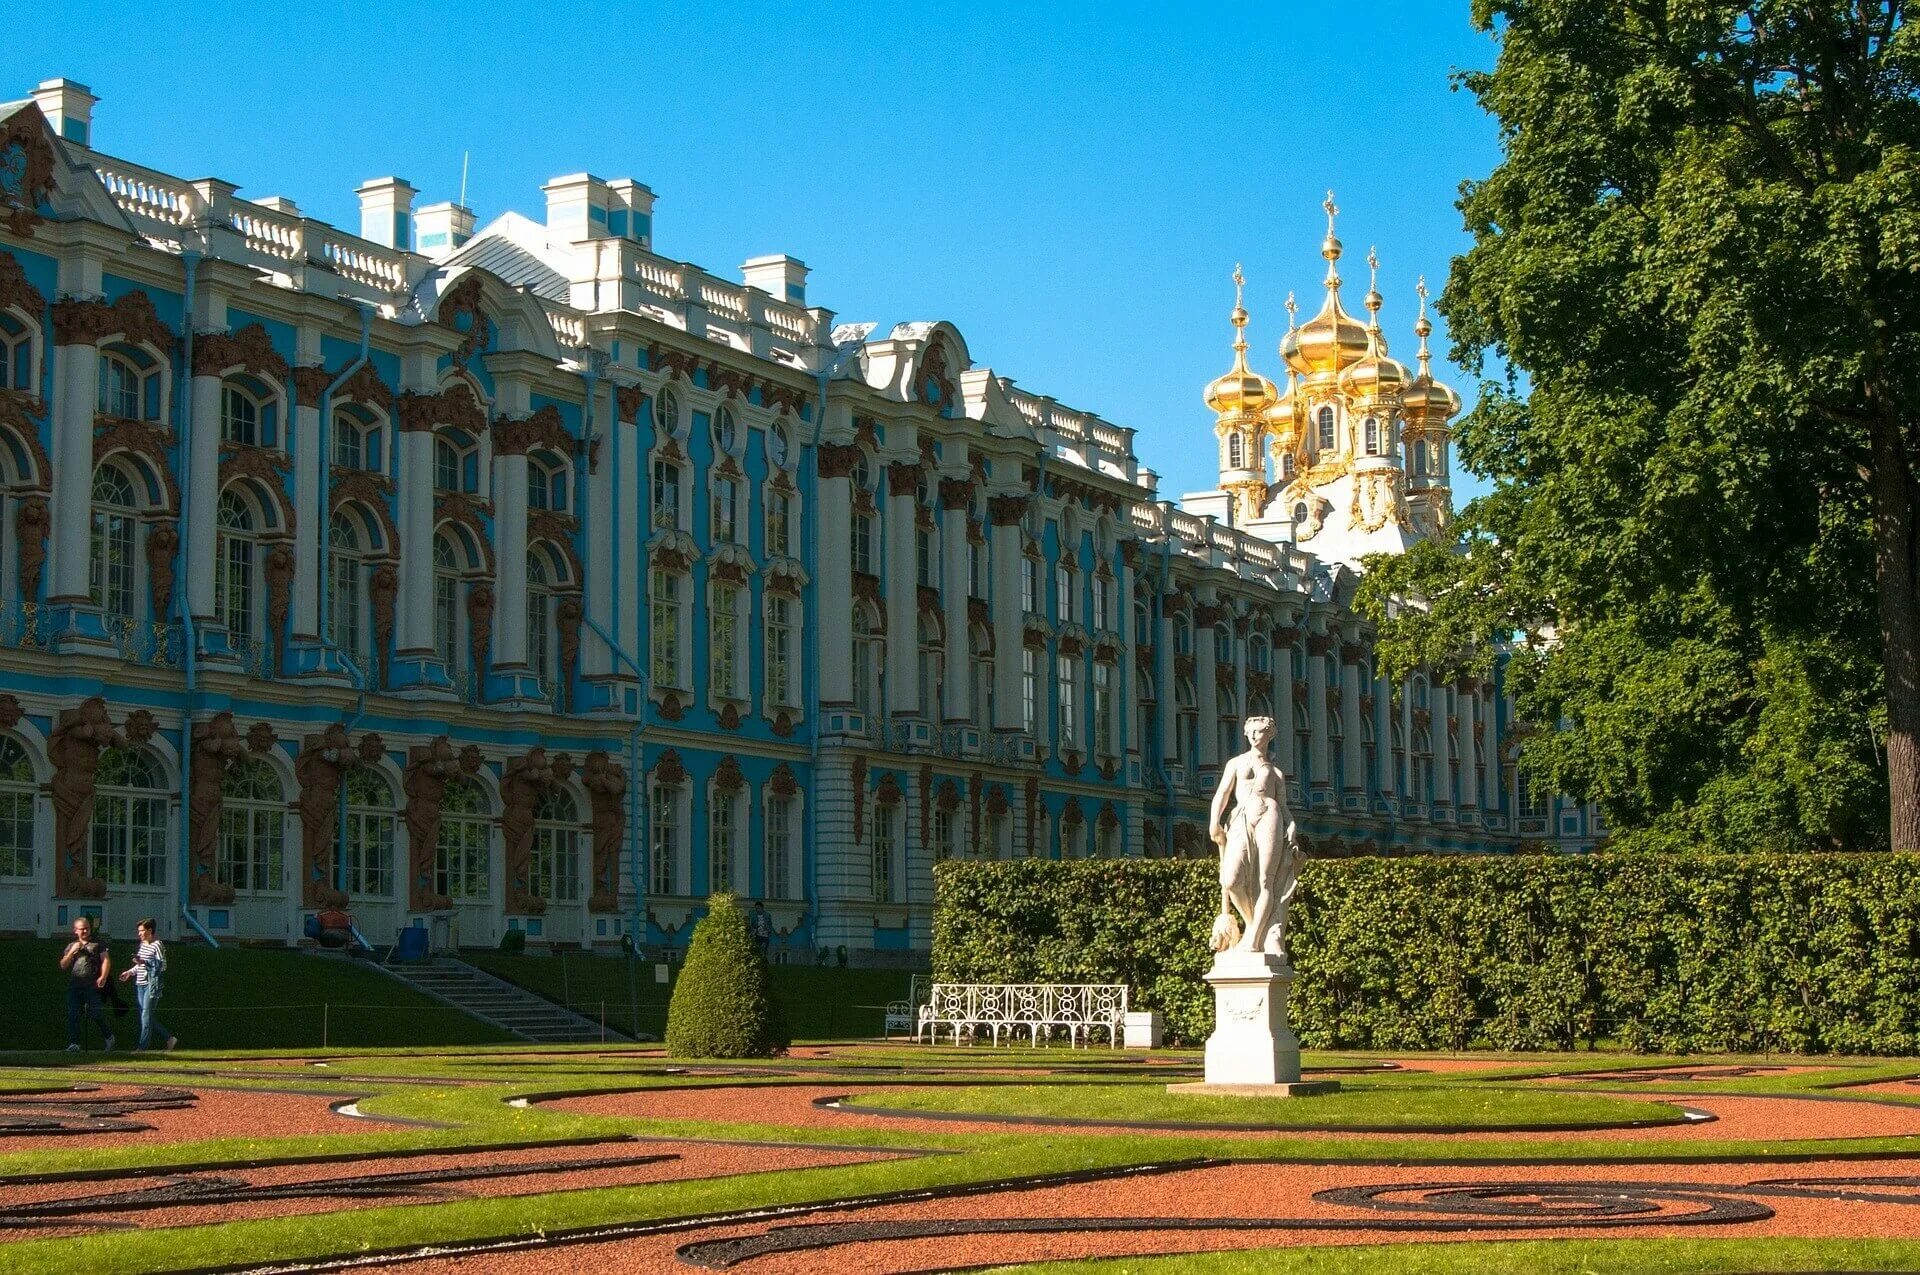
[1359,1,1920,851]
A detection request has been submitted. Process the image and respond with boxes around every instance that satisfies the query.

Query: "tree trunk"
[1869,409,1920,852]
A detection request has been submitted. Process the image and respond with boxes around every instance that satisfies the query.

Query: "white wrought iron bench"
[916,982,1130,1047]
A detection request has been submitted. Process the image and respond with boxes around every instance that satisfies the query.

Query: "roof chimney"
[31,78,96,146]
[742,255,809,305]
[415,201,476,260]
[355,177,416,249]
[607,178,655,248]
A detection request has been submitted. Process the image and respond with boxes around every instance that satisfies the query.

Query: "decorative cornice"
[54,290,174,352]
[398,384,487,434]
[491,404,569,456]
[0,251,47,316]
[193,323,289,381]
[438,275,489,364]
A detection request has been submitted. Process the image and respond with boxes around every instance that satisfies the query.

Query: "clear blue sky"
[9,0,1502,504]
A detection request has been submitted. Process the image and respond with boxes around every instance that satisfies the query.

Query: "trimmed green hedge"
[931,854,1920,1053]
[665,894,788,1058]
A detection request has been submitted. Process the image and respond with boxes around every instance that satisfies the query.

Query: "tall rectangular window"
[709,790,737,893]
[968,539,986,598]
[1022,649,1039,735]
[653,461,681,529]
[1058,654,1079,750]
[932,808,955,862]
[1093,662,1115,755]
[711,583,740,699]
[916,528,935,588]
[1021,558,1038,613]
[711,479,739,543]
[852,513,875,576]
[650,785,679,895]
[765,795,794,899]
[1092,577,1109,630]
[650,569,681,688]
[765,593,794,707]
[1055,564,1074,623]
[766,490,792,557]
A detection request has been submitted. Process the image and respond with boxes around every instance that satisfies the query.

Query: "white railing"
[917,982,1129,1047]
[91,154,199,234]
[226,200,304,265]
[548,310,587,349]
[309,226,409,293]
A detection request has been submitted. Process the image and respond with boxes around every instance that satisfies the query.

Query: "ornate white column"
[816,436,856,707]
[884,459,920,720]
[1457,676,1480,818]
[1306,626,1333,809]
[989,490,1026,733]
[1156,610,1178,765]
[1117,541,1139,761]
[46,319,100,615]
[1432,678,1455,821]
[391,358,444,690]
[1340,640,1365,811]
[1401,675,1417,816]
[1274,622,1299,790]
[185,368,223,630]
[1195,598,1220,770]
[938,476,971,724]
[1374,664,1396,807]
[288,355,325,645]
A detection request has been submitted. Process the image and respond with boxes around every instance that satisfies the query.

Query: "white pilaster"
[47,340,98,605]
[940,501,970,722]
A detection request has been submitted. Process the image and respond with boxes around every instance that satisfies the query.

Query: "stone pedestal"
[1174,949,1339,1097]
[1123,1010,1164,1049]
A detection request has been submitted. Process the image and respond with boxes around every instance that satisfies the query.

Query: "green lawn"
[462,951,920,1039]
[1,941,510,1050]
[841,1080,1687,1130]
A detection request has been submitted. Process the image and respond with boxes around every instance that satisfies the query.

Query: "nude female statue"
[1207,715,1302,959]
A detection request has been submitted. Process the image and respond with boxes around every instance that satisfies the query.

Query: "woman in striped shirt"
[116,918,177,1051]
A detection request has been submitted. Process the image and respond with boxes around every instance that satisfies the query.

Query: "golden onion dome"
[1340,249,1412,397]
[1203,265,1278,416]
[1260,376,1299,440]
[1280,193,1371,378]
[1402,278,1463,425]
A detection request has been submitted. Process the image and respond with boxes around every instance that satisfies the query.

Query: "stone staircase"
[376,957,632,1044]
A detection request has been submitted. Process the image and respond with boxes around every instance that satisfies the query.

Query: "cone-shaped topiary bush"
[665,893,786,1058]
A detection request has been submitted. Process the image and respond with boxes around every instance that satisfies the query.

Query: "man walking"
[750,901,774,959]
[58,916,114,1052]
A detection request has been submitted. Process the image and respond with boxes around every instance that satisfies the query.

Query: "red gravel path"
[0,1085,362,1153]
[0,1137,904,1237]
[380,1154,1920,1274]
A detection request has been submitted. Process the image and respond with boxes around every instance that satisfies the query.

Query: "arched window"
[218,756,284,894]
[711,474,741,543]
[871,800,898,902]
[528,454,567,512]
[1175,677,1198,764]
[1281,452,1295,480]
[434,433,480,494]
[851,452,872,491]
[1227,433,1244,469]
[221,377,277,447]
[532,788,579,902]
[89,465,139,618]
[652,457,682,529]
[0,736,35,878]
[918,612,944,716]
[765,591,797,708]
[329,509,370,670]
[711,581,745,700]
[1214,623,1231,665]
[654,387,680,436]
[344,767,396,897]
[98,345,161,421]
[215,489,260,650]
[1316,405,1336,451]
[765,788,797,898]
[1249,636,1270,674]
[1412,729,1434,806]
[333,405,382,472]
[1364,416,1380,455]
[852,606,880,716]
[1134,600,1151,648]
[433,528,481,696]
[650,779,681,895]
[971,624,995,726]
[0,311,31,391]
[1093,660,1115,755]
[708,784,741,894]
[1217,688,1239,761]
[767,420,790,469]
[649,565,685,690]
[436,776,489,900]
[851,508,875,576]
[527,550,555,696]
[92,747,166,885]
[1412,440,1428,477]
[714,405,738,456]
[765,487,794,558]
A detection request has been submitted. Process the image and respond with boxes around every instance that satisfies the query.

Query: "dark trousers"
[67,984,112,1047]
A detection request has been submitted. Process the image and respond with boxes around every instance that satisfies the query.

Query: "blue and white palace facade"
[0,80,1601,956]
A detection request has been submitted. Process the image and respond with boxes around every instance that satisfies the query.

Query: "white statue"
[1207,716,1302,959]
